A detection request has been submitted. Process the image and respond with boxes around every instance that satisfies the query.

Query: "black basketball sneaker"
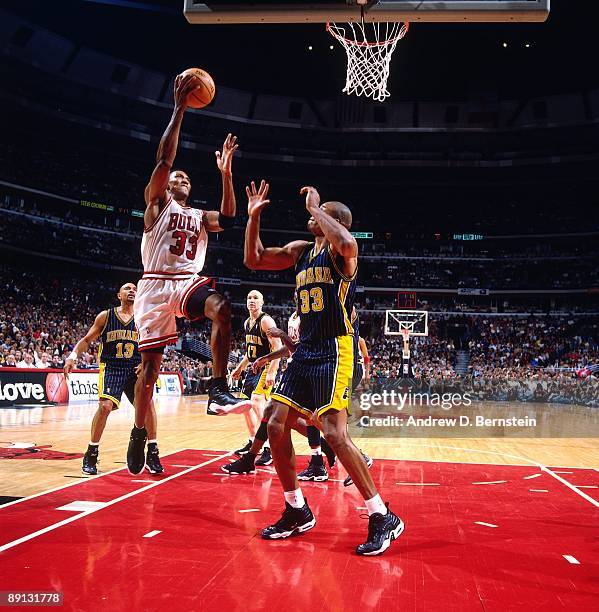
[222,452,256,474]
[82,446,99,475]
[255,446,272,466]
[261,500,316,539]
[207,378,252,415]
[356,505,404,556]
[298,455,328,482]
[234,439,253,457]
[127,425,147,475]
[145,442,164,474]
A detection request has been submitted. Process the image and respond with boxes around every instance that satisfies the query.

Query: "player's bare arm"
[261,315,282,386]
[266,327,297,354]
[244,179,309,270]
[63,310,108,379]
[232,354,250,380]
[251,346,292,374]
[301,186,358,278]
[143,74,197,228]
[203,133,239,232]
[359,336,370,379]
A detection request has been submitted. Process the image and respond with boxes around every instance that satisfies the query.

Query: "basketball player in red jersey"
[127,73,250,474]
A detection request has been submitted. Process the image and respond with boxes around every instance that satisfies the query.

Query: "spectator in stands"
[17,352,35,368]
[2,354,17,367]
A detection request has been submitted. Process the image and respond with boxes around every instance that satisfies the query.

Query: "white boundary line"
[0,450,232,553]
[0,447,187,511]
[362,442,599,508]
[541,467,599,509]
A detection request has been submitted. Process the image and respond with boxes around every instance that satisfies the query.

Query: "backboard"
[184,1,550,24]
[385,310,429,337]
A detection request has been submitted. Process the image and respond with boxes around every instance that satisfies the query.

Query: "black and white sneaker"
[145,442,164,474]
[82,447,98,475]
[261,501,316,540]
[207,378,252,415]
[127,426,147,475]
[234,439,253,457]
[255,447,273,466]
[321,439,337,470]
[222,452,256,474]
[298,455,328,482]
[343,451,374,487]
[356,506,404,556]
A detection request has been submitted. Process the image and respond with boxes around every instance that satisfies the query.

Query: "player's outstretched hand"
[63,359,76,380]
[174,73,198,110]
[216,133,238,175]
[246,180,270,218]
[300,186,320,212]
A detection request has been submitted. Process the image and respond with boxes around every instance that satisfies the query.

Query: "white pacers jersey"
[287,312,300,344]
[141,196,208,279]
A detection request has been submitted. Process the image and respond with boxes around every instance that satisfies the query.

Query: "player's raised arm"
[144,74,197,227]
[301,186,358,277]
[202,133,239,232]
[244,180,309,270]
[63,310,108,379]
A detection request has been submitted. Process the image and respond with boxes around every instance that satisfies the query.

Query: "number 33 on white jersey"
[141,197,208,279]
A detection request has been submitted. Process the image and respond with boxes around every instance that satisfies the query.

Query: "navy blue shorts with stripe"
[99,363,137,408]
[271,336,353,418]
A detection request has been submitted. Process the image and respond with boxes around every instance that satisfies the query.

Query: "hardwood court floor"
[1,396,598,498]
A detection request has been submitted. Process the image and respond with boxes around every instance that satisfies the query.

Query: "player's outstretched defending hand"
[300,185,320,212]
[173,73,199,110]
[246,180,270,218]
[215,133,238,175]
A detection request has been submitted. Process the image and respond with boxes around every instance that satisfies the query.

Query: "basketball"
[180,67,215,108]
[45,372,69,404]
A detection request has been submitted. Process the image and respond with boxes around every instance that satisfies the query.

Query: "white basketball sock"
[365,494,387,516]
[284,488,305,509]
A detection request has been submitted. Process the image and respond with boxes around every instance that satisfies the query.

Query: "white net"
[327,20,408,102]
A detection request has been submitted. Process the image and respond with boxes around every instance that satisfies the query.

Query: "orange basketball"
[180,67,215,109]
[45,372,69,404]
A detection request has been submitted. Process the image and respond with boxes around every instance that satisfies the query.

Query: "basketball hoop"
[327,12,408,102]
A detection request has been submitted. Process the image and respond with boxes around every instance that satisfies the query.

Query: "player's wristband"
[218,212,235,229]
[67,352,78,362]
[363,356,371,364]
